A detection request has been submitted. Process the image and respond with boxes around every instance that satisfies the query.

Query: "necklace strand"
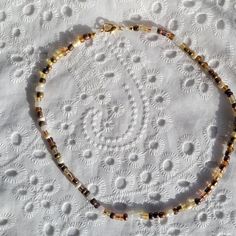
[34,22,235,221]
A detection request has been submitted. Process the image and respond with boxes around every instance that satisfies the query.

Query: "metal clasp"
[101,22,123,33]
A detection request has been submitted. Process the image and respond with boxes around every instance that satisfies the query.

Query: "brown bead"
[195,55,204,64]
[63,168,78,185]
[173,205,182,215]
[223,155,230,162]
[204,186,211,193]
[42,130,50,139]
[225,89,233,97]
[201,62,209,70]
[68,43,74,51]
[129,25,139,31]
[50,57,57,63]
[157,26,175,40]
[214,77,221,84]
[181,43,195,57]
[219,160,228,171]
[38,120,46,127]
[36,110,43,118]
[42,65,51,74]
[114,213,126,221]
[47,137,56,149]
[149,212,153,219]
[58,163,66,171]
[123,213,128,221]
[83,33,92,40]
[110,212,115,219]
[158,212,167,218]
[90,198,100,208]
[211,179,218,186]
[78,184,90,197]
[152,212,159,218]
[36,92,44,99]
[35,107,42,112]
[208,68,215,76]
[194,198,201,205]
[232,103,236,109]
[39,78,46,84]
[54,153,61,161]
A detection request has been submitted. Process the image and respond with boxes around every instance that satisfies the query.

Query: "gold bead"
[222,84,229,92]
[46,59,53,66]
[73,37,82,47]
[139,212,149,220]
[232,131,236,139]
[39,71,47,78]
[179,42,188,51]
[227,144,234,153]
[229,95,236,104]
[185,199,196,209]
[139,25,151,32]
[79,35,85,43]
[103,209,111,217]
[217,80,225,89]
[212,167,223,180]
[42,130,51,139]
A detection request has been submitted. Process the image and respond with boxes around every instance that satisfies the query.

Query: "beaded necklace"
[34,22,235,221]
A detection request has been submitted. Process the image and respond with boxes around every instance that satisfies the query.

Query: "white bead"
[35,100,41,107]
[86,194,94,201]
[38,117,45,122]
[97,205,105,213]
[57,159,64,164]
[172,36,182,47]
[151,26,158,33]
[166,209,174,216]
[36,85,44,92]
[38,82,45,88]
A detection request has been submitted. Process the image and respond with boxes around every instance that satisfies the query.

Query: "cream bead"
[166,209,174,216]
[57,158,64,164]
[40,124,47,131]
[151,26,158,33]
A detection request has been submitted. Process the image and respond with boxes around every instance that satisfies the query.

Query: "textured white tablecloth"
[1,0,236,235]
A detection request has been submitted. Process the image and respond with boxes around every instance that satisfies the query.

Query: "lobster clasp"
[101,22,122,33]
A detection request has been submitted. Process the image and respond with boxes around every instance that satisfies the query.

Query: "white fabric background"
[1,0,236,235]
